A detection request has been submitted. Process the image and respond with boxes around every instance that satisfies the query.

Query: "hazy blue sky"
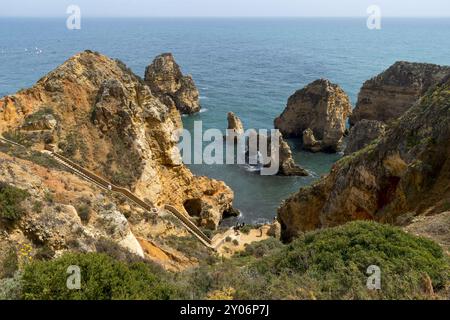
[1,0,449,17]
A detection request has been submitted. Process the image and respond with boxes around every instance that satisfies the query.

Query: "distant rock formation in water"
[227,112,245,136]
[226,112,307,176]
[274,79,352,153]
[145,53,201,115]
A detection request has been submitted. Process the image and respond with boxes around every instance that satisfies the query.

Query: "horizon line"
[1,15,450,19]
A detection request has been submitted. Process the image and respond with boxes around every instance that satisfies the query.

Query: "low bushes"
[185,221,449,300]
[6,221,449,300]
[0,183,29,223]
[21,252,177,300]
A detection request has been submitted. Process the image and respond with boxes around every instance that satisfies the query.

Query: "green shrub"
[240,225,253,235]
[34,246,55,261]
[184,221,449,300]
[58,131,88,162]
[27,151,65,171]
[76,204,91,223]
[241,237,284,258]
[24,107,57,123]
[44,191,54,204]
[1,247,19,279]
[32,201,43,214]
[0,183,29,222]
[251,221,449,299]
[0,271,23,300]
[95,238,148,265]
[163,234,212,262]
[10,221,450,300]
[2,130,32,147]
[21,252,177,300]
[1,145,66,172]
[443,201,450,211]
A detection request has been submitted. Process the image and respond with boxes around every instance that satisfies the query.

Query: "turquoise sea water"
[1,18,450,224]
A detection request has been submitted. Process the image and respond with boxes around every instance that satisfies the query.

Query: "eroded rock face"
[349,61,450,126]
[0,152,144,257]
[278,136,308,176]
[21,112,57,132]
[144,53,200,114]
[0,50,233,229]
[278,75,450,242]
[227,112,244,136]
[302,128,322,153]
[274,79,352,153]
[344,120,386,155]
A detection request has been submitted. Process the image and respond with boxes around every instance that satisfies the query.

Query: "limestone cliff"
[274,79,352,153]
[0,145,203,271]
[227,112,244,136]
[144,53,201,114]
[349,61,450,126]
[0,50,234,229]
[278,75,450,242]
[344,119,386,155]
[0,150,144,258]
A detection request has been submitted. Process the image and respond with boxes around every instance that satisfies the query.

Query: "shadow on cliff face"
[183,198,203,217]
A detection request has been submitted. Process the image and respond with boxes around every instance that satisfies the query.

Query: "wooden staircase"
[0,136,214,249]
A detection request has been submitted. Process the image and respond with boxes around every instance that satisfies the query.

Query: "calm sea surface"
[1,18,450,224]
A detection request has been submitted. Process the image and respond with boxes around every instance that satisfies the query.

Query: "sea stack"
[227,112,245,136]
[145,53,201,115]
[274,79,352,153]
[226,112,307,176]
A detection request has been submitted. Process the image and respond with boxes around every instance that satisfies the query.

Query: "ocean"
[1,17,450,225]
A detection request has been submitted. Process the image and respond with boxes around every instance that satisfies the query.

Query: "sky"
[1,0,450,17]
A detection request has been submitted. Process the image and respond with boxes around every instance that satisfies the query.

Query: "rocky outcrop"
[278,136,308,176]
[274,79,352,153]
[21,110,58,132]
[344,120,386,155]
[226,112,307,176]
[302,128,322,153]
[404,211,450,254]
[278,74,450,242]
[349,61,450,126]
[0,50,234,229]
[0,151,144,257]
[144,53,200,114]
[227,112,244,136]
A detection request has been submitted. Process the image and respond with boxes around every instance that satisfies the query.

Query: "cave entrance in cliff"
[183,199,203,217]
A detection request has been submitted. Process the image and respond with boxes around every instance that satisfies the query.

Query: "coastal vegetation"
[6,221,448,300]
